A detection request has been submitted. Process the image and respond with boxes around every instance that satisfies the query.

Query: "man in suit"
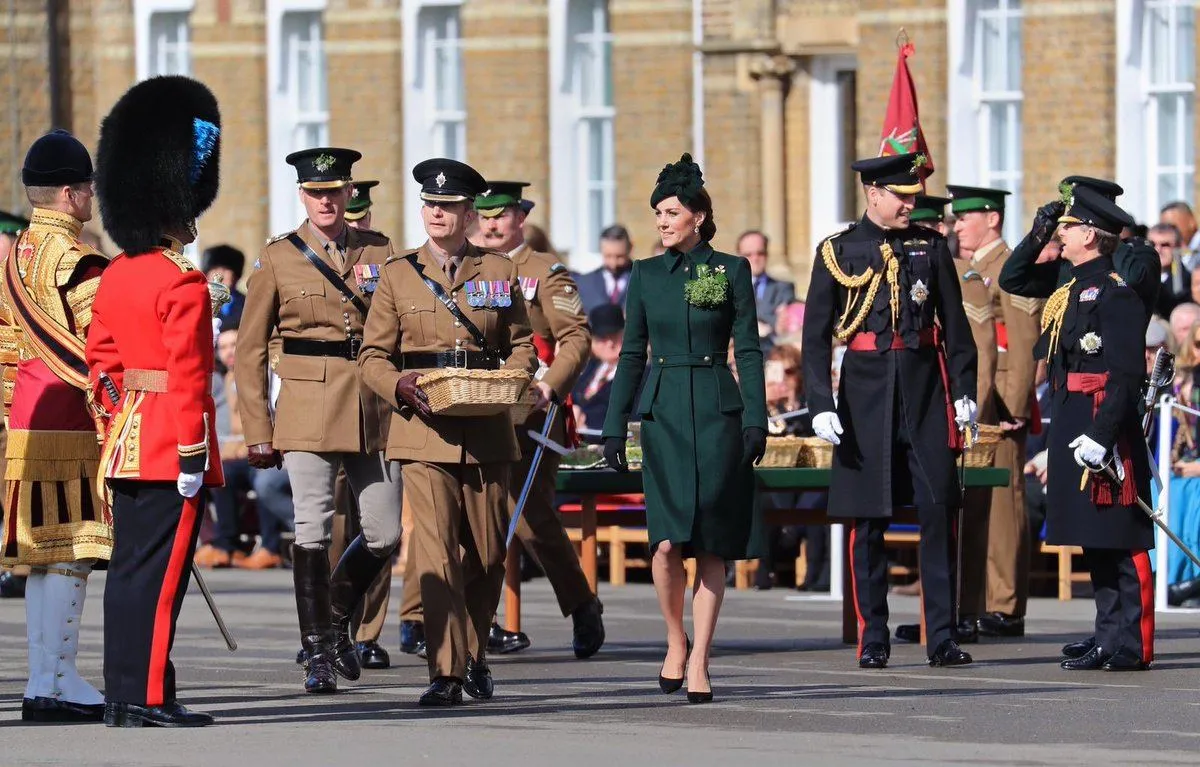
[358,158,538,705]
[572,303,626,439]
[575,224,633,314]
[736,230,795,351]
[236,147,400,695]
[1148,222,1190,319]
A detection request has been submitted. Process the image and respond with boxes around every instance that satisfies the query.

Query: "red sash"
[1065,371,1137,506]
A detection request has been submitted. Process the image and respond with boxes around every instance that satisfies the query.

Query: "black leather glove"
[1031,200,1065,241]
[604,437,629,473]
[396,372,433,417]
[742,426,767,467]
[247,443,283,470]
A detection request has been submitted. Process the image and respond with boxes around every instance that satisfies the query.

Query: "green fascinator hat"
[650,152,706,208]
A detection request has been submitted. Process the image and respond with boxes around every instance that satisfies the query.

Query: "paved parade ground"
[3,571,1200,766]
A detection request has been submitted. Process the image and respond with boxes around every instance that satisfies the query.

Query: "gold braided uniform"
[0,208,112,567]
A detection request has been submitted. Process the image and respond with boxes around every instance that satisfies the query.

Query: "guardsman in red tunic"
[86,76,224,728]
[0,131,112,723]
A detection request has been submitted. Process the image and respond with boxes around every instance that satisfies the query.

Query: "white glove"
[1069,434,1107,470]
[954,397,978,429]
[813,411,843,446]
[176,471,203,498]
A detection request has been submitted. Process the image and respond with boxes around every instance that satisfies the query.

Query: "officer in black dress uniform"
[803,153,979,669]
[1039,186,1155,671]
[999,176,1159,317]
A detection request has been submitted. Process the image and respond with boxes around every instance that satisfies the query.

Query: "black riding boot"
[293,546,338,694]
[329,535,395,681]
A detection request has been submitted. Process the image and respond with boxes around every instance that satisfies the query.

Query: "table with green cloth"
[501,467,1010,643]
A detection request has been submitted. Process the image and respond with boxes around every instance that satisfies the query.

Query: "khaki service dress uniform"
[359,241,538,685]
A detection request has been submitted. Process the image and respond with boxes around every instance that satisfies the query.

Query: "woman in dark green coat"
[602,154,767,703]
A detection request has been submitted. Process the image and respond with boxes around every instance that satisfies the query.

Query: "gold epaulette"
[820,228,899,340]
[160,247,196,273]
[54,242,107,287]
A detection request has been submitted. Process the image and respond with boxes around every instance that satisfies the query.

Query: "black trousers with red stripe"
[850,505,956,655]
[103,480,201,706]
[1085,548,1155,664]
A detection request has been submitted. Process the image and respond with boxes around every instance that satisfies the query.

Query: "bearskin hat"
[96,76,221,255]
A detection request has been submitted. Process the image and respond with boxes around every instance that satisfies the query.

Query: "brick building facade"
[1,0,1197,294]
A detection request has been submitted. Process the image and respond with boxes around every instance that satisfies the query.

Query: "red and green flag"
[879,41,933,186]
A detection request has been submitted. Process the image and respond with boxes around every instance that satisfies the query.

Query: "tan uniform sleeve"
[537,265,591,398]
[358,260,404,409]
[501,260,539,379]
[961,279,998,423]
[234,247,281,446]
[999,290,1043,420]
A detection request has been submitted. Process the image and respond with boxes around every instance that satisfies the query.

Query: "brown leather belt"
[124,368,168,393]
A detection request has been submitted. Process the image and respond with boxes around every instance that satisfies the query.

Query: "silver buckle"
[453,348,468,368]
[347,336,362,359]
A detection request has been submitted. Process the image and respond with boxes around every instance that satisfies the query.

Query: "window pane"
[148,11,189,76]
[1177,5,1196,83]
[1148,4,1171,85]
[988,105,1007,172]
[588,190,603,248]
[980,14,1002,91]
[1006,12,1021,90]
[1158,93,1179,165]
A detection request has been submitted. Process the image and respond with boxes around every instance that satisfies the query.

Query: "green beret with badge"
[0,209,30,236]
[345,179,378,221]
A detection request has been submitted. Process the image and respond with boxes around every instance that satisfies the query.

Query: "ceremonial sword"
[98,372,238,652]
[507,400,562,547]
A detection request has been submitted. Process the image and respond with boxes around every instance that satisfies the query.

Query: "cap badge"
[314,154,335,173]
[436,172,447,189]
[351,187,360,198]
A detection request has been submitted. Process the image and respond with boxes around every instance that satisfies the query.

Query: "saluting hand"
[396,372,433,417]
[247,443,282,469]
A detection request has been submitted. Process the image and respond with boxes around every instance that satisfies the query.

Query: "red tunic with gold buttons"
[85,242,222,486]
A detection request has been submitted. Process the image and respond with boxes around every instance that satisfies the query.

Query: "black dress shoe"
[572,599,605,659]
[1060,645,1111,670]
[488,622,531,654]
[928,639,973,667]
[463,655,494,700]
[300,634,338,694]
[977,612,1025,637]
[22,697,104,723]
[400,620,425,654]
[357,640,391,670]
[955,617,980,644]
[659,635,691,693]
[419,677,463,706]
[0,570,26,598]
[858,642,890,669]
[1167,577,1200,606]
[1061,636,1096,659]
[104,701,214,728]
[1102,647,1148,672]
[894,624,921,643]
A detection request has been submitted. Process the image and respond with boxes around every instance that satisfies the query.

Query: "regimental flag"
[879,41,933,186]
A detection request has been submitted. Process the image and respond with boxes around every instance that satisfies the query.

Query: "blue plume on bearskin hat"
[96,76,221,255]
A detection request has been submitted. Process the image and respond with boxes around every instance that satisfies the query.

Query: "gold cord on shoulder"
[821,238,900,340]
[1041,278,1076,360]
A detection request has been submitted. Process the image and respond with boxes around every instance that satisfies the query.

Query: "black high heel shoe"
[658,635,691,694]
[686,668,713,704]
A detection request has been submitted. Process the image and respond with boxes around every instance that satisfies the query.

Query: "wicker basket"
[963,424,1004,467]
[417,368,531,417]
[761,436,805,468]
[797,436,834,469]
[510,388,539,424]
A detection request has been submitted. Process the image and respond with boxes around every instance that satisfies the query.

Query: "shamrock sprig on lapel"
[684,263,729,309]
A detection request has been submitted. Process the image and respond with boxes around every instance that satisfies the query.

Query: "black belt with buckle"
[400,350,499,370]
[282,337,362,360]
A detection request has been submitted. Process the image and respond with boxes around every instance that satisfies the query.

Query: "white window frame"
[134,0,194,81]
[402,0,466,248]
[809,55,858,253]
[549,0,615,272]
[948,0,1024,243]
[1118,0,1196,223]
[267,0,329,236]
